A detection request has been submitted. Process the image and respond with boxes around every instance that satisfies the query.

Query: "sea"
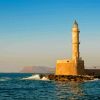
[0,73,100,100]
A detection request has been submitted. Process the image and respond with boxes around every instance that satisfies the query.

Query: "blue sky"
[0,0,100,72]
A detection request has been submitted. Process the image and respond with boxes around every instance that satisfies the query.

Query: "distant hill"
[20,66,55,73]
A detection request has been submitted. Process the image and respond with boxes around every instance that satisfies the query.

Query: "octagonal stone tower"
[55,21,85,75]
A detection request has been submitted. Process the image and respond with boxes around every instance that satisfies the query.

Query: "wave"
[22,74,49,81]
[84,78,99,82]
[90,78,99,81]
[0,77,11,81]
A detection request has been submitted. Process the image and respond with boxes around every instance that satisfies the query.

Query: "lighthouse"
[55,21,85,75]
[72,20,80,60]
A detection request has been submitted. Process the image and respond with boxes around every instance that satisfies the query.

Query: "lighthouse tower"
[55,21,85,75]
[72,20,80,60]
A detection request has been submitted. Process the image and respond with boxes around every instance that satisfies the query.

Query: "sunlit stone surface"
[56,21,85,75]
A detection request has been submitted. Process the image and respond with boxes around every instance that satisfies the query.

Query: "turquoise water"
[0,73,100,100]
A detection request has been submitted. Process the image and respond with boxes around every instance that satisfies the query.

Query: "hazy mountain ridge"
[21,66,55,73]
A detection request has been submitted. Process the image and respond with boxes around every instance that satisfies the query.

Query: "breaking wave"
[84,78,99,83]
[22,74,49,81]
[90,78,99,81]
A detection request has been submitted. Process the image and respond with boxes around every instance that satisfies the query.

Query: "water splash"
[90,78,99,81]
[22,74,40,80]
[22,74,49,81]
[41,76,49,81]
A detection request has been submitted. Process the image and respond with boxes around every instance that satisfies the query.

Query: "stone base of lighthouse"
[55,59,85,75]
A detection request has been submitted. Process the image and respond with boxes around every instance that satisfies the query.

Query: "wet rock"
[46,74,96,82]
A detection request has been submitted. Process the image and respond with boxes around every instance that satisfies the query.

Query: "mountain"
[20,66,55,73]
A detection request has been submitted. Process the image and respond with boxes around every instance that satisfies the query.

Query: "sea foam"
[22,74,49,81]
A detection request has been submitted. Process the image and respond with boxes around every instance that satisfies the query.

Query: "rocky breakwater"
[47,75,97,82]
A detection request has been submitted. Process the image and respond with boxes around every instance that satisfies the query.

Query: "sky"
[0,0,100,72]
